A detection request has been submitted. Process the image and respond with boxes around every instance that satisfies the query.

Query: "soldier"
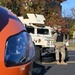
[52,25,57,37]
[53,25,67,65]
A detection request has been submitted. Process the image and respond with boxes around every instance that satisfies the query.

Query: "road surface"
[32,50,75,75]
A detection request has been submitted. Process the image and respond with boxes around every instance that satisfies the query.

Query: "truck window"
[37,28,49,35]
[26,27,34,34]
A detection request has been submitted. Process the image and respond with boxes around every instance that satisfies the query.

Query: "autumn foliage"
[0,0,68,33]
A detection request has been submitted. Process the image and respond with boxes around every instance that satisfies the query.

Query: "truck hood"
[38,35,54,40]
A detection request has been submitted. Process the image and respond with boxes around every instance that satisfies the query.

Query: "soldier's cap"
[57,25,62,29]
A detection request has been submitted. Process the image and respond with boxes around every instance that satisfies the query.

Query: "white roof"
[27,13,45,24]
[18,16,24,23]
[18,17,32,25]
[22,19,33,26]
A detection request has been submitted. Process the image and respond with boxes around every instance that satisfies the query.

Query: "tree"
[71,8,75,18]
[0,0,28,16]
[43,0,68,29]
[63,7,75,38]
[0,0,68,32]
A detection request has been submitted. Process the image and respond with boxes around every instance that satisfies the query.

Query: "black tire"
[34,46,42,63]
[50,53,56,61]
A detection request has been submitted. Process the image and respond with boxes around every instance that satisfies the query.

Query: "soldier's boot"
[61,61,67,65]
[56,61,60,65]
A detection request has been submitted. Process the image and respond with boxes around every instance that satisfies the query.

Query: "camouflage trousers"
[55,42,65,61]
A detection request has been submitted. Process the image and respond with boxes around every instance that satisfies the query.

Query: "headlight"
[38,39,41,43]
[5,31,35,67]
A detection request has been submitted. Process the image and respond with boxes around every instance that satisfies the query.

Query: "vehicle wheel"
[34,46,42,63]
[42,53,55,62]
[50,53,56,61]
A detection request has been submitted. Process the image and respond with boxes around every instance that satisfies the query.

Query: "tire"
[34,46,42,63]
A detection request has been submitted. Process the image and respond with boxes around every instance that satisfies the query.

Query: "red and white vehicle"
[0,7,35,75]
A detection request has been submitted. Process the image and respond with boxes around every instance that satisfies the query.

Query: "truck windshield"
[26,27,34,34]
[37,28,49,35]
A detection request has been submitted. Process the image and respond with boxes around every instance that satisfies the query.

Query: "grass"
[67,43,75,50]
[68,43,75,47]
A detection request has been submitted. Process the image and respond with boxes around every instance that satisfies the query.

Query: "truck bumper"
[44,47,55,53]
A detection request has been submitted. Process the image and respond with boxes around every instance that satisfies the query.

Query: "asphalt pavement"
[32,50,75,75]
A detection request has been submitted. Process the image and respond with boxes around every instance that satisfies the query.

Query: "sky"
[61,0,75,18]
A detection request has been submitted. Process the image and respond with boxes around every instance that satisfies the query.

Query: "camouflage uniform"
[53,30,66,62]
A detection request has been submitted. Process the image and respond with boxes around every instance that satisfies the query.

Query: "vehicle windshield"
[26,27,34,34]
[37,28,49,35]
